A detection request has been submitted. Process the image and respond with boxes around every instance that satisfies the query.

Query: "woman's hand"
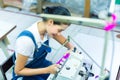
[46,64,60,74]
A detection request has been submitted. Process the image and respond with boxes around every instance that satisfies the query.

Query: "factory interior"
[0,0,120,80]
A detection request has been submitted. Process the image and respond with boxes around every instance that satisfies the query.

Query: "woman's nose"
[57,33,61,35]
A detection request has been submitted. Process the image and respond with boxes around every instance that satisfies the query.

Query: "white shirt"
[15,21,49,65]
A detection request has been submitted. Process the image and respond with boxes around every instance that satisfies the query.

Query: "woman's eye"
[58,30,63,32]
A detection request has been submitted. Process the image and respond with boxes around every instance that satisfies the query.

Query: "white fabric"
[15,21,48,64]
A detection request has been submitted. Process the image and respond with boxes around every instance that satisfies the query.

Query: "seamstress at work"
[12,6,74,80]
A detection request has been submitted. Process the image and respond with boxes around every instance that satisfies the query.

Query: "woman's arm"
[15,53,58,76]
[53,34,74,49]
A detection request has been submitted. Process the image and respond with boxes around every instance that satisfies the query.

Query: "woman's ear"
[47,19,54,26]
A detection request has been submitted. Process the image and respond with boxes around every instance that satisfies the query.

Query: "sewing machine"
[42,14,114,80]
[47,52,94,80]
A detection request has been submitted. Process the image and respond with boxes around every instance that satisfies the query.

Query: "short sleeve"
[15,36,35,56]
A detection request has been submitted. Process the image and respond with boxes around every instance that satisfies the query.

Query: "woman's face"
[46,21,69,37]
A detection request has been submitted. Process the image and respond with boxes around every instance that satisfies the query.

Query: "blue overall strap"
[17,30,38,49]
[12,30,38,64]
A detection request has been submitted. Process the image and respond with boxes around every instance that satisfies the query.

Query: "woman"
[12,6,74,80]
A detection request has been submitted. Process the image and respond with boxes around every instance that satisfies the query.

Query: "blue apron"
[12,30,52,80]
